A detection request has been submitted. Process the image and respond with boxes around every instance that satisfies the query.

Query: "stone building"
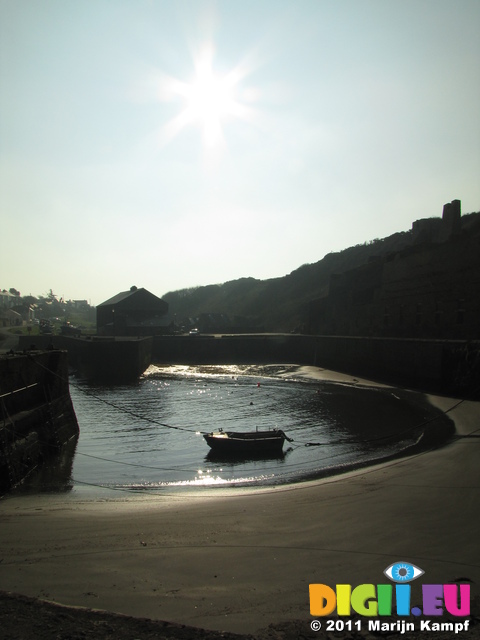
[97,286,171,336]
[308,201,480,340]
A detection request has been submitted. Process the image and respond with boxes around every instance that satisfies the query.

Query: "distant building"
[97,286,171,336]
[308,200,480,340]
[0,309,22,327]
[411,199,461,244]
[196,313,232,333]
[70,299,89,309]
[0,290,18,309]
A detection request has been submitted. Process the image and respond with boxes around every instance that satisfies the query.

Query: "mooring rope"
[0,350,474,499]
[30,355,199,434]
[26,352,470,451]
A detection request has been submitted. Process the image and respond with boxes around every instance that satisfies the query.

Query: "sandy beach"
[1,367,479,637]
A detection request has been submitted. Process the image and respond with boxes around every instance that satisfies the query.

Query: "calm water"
[52,364,437,496]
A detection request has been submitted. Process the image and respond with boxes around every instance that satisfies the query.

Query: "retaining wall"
[152,334,480,397]
[0,350,79,494]
[17,335,153,382]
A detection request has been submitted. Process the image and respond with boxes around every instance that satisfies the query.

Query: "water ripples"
[63,364,436,495]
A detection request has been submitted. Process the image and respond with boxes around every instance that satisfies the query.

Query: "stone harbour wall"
[0,350,79,494]
[152,334,480,398]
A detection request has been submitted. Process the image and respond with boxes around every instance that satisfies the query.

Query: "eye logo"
[384,561,424,583]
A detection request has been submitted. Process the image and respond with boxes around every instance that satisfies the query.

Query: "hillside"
[162,232,412,332]
[162,211,479,333]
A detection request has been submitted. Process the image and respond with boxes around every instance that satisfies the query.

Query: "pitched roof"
[98,289,142,307]
[98,287,166,308]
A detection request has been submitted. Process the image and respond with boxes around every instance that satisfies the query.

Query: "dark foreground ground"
[1,591,479,640]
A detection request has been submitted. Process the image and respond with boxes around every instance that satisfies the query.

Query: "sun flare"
[183,63,236,146]
[155,44,255,149]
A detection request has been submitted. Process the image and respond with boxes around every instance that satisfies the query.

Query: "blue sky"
[1,0,479,305]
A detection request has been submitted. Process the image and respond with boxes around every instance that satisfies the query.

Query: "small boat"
[203,428,291,456]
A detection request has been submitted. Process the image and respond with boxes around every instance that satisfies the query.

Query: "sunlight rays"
[152,43,257,151]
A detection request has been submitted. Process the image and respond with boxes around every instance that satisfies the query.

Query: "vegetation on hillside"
[4,211,478,335]
[163,231,413,332]
[163,211,480,332]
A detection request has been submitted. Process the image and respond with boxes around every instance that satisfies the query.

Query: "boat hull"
[203,430,286,457]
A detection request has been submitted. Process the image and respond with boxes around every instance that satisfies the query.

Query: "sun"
[155,43,254,150]
[183,64,235,146]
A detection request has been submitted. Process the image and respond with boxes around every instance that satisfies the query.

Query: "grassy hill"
[162,212,479,332]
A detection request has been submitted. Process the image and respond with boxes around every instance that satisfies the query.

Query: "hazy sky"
[1,0,479,305]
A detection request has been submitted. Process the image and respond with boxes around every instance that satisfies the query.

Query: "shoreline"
[5,363,453,502]
[1,366,479,635]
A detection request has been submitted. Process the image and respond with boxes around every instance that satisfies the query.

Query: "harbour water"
[68,364,450,494]
[11,364,451,496]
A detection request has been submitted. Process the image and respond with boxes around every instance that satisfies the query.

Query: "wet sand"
[0,367,479,635]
